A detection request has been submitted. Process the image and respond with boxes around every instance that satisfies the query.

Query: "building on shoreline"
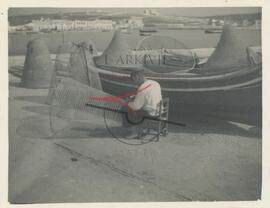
[143,9,158,16]
[8,17,144,32]
[12,18,116,32]
[128,16,144,29]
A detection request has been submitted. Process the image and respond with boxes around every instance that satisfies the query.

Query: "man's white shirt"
[128,80,162,116]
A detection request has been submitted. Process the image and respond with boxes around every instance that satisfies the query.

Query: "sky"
[9,7,261,17]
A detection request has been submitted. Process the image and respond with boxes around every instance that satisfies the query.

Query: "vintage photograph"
[8,7,262,203]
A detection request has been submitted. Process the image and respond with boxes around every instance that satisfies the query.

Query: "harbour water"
[8,28,261,55]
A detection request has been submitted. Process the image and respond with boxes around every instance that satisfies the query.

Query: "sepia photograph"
[6,5,264,204]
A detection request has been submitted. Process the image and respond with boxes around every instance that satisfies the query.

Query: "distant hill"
[8,11,107,26]
[9,14,60,26]
[202,12,261,21]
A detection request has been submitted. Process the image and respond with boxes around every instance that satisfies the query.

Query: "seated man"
[124,71,162,135]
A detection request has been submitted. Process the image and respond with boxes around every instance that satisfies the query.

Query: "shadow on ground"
[15,114,131,140]
[168,114,261,139]
[17,103,261,141]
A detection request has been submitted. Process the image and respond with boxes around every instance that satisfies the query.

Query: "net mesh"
[47,42,121,135]
[48,77,127,135]
[54,41,73,77]
[48,77,153,142]
[50,77,122,119]
[246,46,262,65]
[21,38,54,88]
[55,41,102,89]
[200,25,253,75]
[94,29,135,68]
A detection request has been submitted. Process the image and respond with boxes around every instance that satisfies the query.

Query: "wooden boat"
[122,28,132,34]
[205,29,223,34]
[97,65,262,126]
[26,31,40,35]
[140,32,152,36]
[93,25,262,125]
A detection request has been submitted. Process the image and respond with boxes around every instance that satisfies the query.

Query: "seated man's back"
[128,79,162,116]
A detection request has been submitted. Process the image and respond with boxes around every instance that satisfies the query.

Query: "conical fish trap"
[47,41,137,136]
[201,24,252,75]
[94,29,140,69]
[47,41,103,103]
[48,77,126,135]
[20,38,54,88]
[53,41,102,88]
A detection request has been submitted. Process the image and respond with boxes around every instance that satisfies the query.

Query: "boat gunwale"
[97,64,261,81]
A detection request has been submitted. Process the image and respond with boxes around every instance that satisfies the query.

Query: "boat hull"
[98,68,262,126]
[205,29,223,34]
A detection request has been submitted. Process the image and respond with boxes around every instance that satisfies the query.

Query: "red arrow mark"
[89,84,152,116]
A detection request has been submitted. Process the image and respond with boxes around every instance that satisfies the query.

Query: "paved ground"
[8,57,262,203]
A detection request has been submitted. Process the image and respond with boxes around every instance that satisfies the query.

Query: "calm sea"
[8,29,261,55]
